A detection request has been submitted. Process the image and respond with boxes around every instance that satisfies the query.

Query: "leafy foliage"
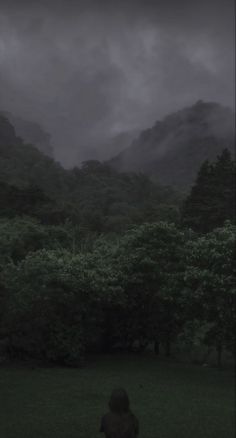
[183,222,236,365]
[0,112,235,367]
[110,222,186,354]
[2,249,123,365]
[182,149,235,232]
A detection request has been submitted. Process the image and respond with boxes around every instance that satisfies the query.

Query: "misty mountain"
[0,113,180,232]
[109,101,235,189]
[0,111,54,158]
[86,130,140,162]
[0,113,67,198]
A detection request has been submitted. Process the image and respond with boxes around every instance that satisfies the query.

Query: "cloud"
[0,0,234,166]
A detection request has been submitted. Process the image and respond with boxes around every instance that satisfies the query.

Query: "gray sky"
[0,0,235,166]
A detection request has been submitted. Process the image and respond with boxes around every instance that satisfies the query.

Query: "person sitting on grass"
[100,387,139,438]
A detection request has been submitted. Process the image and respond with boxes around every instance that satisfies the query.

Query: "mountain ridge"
[109,101,235,189]
[0,111,54,158]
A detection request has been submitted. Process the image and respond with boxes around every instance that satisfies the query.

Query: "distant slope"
[0,111,54,158]
[87,130,140,161]
[0,113,69,199]
[110,101,235,189]
[0,114,180,231]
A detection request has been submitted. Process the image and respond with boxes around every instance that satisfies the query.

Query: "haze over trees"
[0,1,234,437]
[182,149,236,232]
[0,111,54,158]
[110,101,235,189]
[0,104,235,368]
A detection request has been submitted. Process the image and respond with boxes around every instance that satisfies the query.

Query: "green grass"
[0,355,235,438]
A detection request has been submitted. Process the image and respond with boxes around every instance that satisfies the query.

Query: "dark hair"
[109,388,130,414]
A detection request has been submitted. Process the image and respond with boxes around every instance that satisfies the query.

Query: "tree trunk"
[217,343,223,368]
[165,333,171,357]
[138,338,148,353]
[154,340,160,355]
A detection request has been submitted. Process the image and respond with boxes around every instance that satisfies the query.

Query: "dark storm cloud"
[0,0,234,166]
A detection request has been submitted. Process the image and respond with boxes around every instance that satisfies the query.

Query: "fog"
[0,0,234,166]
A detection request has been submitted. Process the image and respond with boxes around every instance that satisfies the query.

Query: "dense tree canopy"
[0,113,235,367]
[183,222,236,365]
[182,149,235,232]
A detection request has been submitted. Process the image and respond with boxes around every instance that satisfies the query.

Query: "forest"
[0,1,235,436]
[0,112,235,369]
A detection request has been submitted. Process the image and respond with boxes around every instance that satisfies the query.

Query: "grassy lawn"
[0,355,235,438]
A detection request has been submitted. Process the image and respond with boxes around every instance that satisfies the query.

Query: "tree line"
[0,220,234,367]
[0,123,235,368]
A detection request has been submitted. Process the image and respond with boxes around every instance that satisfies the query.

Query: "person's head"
[109,388,130,414]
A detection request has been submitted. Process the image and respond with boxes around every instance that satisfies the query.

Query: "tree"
[2,250,90,364]
[183,222,236,366]
[0,217,75,264]
[114,222,186,355]
[182,149,235,233]
[1,242,124,364]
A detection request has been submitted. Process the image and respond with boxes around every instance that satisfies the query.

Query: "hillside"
[110,101,235,189]
[0,111,54,158]
[87,130,140,161]
[0,114,68,199]
[0,114,180,232]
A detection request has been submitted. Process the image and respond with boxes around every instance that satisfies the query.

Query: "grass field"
[0,354,235,438]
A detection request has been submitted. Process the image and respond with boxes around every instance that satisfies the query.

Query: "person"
[100,387,139,438]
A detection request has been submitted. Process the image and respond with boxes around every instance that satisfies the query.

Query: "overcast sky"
[0,0,235,166]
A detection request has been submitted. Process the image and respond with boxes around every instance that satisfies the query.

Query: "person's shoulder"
[100,412,112,427]
[129,411,139,433]
[129,411,138,421]
[102,412,113,421]
[100,413,108,432]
